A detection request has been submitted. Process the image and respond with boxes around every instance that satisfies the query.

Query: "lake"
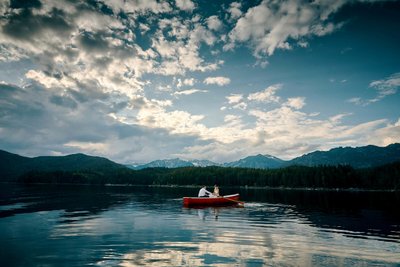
[0,184,399,266]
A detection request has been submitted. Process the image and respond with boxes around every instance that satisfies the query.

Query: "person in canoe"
[198,186,212,197]
[213,184,220,197]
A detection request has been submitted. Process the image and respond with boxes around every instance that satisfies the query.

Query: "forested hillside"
[16,162,400,190]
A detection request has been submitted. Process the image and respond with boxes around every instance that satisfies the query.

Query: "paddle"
[221,196,245,206]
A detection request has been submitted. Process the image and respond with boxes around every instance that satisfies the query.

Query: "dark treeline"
[16,161,400,190]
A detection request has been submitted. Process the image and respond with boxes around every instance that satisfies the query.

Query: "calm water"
[0,185,399,267]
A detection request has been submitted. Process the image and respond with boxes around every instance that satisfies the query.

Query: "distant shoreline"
[144,184,400,192]
[2,182,398,192]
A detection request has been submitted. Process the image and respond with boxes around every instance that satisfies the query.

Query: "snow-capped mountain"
[224,154,285,169]
[125,144,400,170]
[127,158,219,170]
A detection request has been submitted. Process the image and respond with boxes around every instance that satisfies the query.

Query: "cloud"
[150,17,222,75]
[284,97,306,110]
[0,0,225,162]
[368,118,400,146]
[225,94,247,110]
[206,15,222,31]
[225,0,346,57]
[0,81,201,163]
[253,59,269,68]
[176,78,196,88]
[183,78,196,86]
[0,0,398,164]
[204,76,231,86]
[347,97,363,105]
[173,89,208,96]
[247,84,281,103]
[369,72,400,100]
[104,0,172,14]
[175,0,195,12]
[227,2,242,21]
[347,72,400,106]
[226,94,243,104]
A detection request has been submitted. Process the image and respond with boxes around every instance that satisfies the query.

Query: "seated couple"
[198,185,220,197]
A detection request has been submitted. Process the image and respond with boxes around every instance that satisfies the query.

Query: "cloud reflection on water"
[2,186,400,267]
[111,206,400,266]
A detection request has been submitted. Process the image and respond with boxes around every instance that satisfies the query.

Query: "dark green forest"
[16,161,400,190]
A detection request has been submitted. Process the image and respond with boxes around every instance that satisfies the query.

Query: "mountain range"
[1,144,399,181]
[127,158,218,170]
[129,143,400,170]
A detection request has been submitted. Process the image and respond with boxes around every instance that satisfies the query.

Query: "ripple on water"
[1,186,400,267]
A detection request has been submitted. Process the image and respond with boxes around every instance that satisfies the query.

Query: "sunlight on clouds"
[149,16,222,75]
[175,0,196,12]
[247,84,281,102]
[173,89,208,96]
[329,113,352,124]
[284,97,305,110]
[226,94,243,104]
[203,76,231,86]
[176,77,196,88]
[371,118,400,146]
[0,0,398,163]
[226,0,347,57]
[136,101,207,137]
[64,141,108,154]
[25,70,76,89]
[173,85,396,161]
[206,15,223,31]
[227,2,242,21]
[103,0,172,14]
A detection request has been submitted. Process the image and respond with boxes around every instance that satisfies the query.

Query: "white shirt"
[198,187,212,197]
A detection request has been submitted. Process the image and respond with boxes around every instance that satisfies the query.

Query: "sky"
[0,0,399,164]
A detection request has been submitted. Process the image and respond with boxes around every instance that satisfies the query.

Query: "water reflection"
[118,229,400,266]
[0,185,399,266]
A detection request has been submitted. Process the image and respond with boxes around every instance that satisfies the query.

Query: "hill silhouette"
[0,150,126,181]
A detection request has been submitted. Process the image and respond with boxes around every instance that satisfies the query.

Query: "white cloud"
[284,97,306,110]
[233,102,247,110]
[175,0,195,11]
[254,59,269,68]
[226,94,243,104]
[204,76,231,86]
[226,0,346,57]
[104,0,172,14]
[65,141,109,154]
[183,78,196,86]
[329,113,352,124]
[173,89,208,96]
[0,0,398,164]
[348,72,400,106]
[298,41,309,48]
[137,108,207,137]
[150,18,221,75]
[369,72,400,99]
[227,2,242,21]
[206,16,223,31]
[225,94,247,110]
[139,23,151,34]
[347,97,362,105]
[368,118,400,146]
[248,84,282,103]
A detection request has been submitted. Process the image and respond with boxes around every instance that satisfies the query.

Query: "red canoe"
[183,194,240,206]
